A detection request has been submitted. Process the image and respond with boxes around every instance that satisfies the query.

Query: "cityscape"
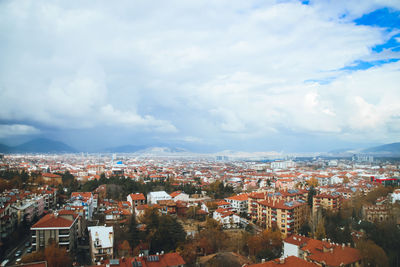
[1,0,400,267]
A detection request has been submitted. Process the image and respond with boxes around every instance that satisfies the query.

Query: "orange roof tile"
[247,256,318,267]
[129,193,146,201]
[31,213,76,229]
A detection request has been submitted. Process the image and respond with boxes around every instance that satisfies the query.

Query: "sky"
[0,0,400,153]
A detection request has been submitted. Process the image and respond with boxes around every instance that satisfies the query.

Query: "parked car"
[14,251,22,257]
[25,241,30,247]
[26,247,32,253]
[1,259,9,267]
[15,258,21,264]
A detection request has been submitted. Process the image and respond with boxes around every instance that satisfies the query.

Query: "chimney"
[280,258,285,264]
[261,259,265,263]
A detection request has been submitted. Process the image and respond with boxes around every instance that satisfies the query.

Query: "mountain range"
[361,142,400,154]
[0,138,77,153]
[0,138,399,155]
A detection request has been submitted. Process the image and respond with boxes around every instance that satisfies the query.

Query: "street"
[2,235,31,266]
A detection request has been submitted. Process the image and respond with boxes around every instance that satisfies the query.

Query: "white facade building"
[147,191,172,205]
[88,226,114,264]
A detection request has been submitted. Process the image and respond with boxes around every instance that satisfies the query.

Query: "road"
[3,235,30,266]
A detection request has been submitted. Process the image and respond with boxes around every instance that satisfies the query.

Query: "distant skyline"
[1,0,400,153]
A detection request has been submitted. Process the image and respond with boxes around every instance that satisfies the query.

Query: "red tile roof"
[169,191,182,198]
[226,193,248,201]
[129,193,146,201]
[42,173,61,178]
[31,213,76,229]
[246,256,318,267]
[283,234,311,246]
[71,192,93,200]
[301,239,362,266]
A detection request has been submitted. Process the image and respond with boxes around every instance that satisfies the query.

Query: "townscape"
[0,153,399,267]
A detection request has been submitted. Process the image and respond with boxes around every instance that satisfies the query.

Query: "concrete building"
[147,191,172,205]
[88,226,114,264]
[225,193,248,214]
[70,192,94,220]
[256,198,308,237]
[283,234,362,267]
[31,211,79,252]
[127,193,146,207]
[313,192,342,214]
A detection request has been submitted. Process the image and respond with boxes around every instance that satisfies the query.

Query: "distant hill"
[104,144,147,153]
[362,142,400,154]
[0,138,77,153]
[138,146,188,154]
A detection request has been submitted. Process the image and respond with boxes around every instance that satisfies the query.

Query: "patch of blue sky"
[342,59,400,71]
[304,77,335,85]
[372,34,400,52]
[354,8,400,28]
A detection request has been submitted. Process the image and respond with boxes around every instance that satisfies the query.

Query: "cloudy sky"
[1,0,400,152]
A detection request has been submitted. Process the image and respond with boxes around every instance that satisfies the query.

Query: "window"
[281,219,285,223]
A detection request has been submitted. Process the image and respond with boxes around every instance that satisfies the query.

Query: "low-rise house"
[158,200,177,215]
[104,208,131,224]
[127,193,146,207]
[170,191,190,202]
[283,234,362,267]
[213,208,240,228]
[245,256,318,267]
[88,226,114,264]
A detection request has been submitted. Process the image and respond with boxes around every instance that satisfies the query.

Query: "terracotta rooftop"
[31,213,76,229]
[226,193,248,201]
[301,239,362,266]
[129,193,146,201]
[246,256,318,267]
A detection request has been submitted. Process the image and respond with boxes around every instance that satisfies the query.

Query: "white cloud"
[0,124,40,138]
[0,0,399,148]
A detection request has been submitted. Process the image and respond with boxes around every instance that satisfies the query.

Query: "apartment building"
[225,193,248,214]
[31,211,79,252]
[248,192,267,222]
[70,192,94,220]
[313,192,342,214]
[88,226,114,264]
[256,198,308,237]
